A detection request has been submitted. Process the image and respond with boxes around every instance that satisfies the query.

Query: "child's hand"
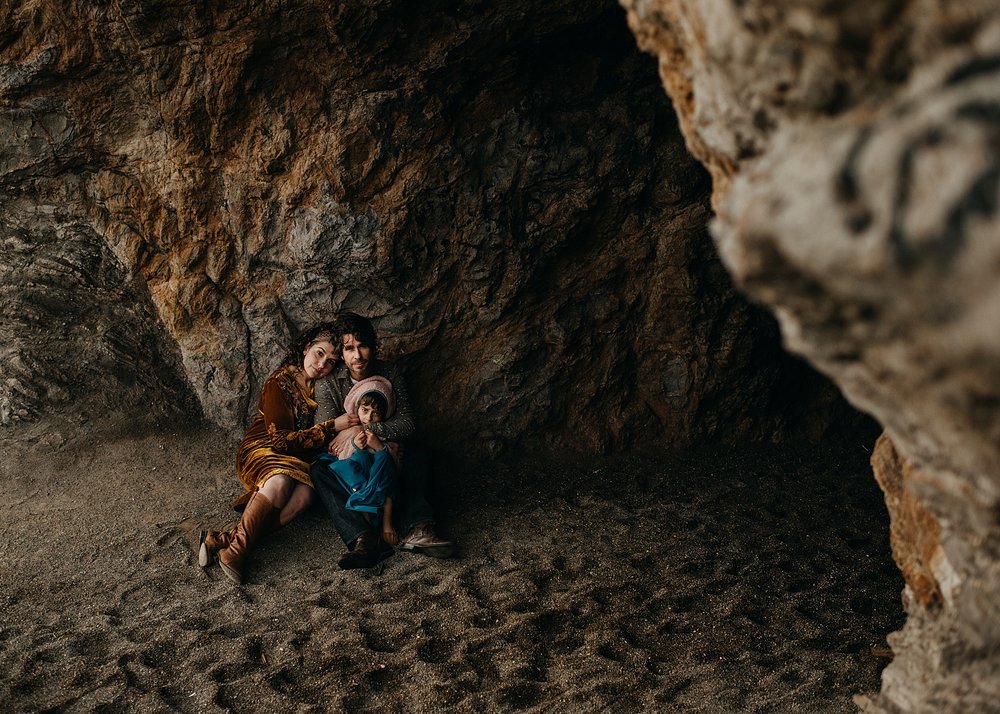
[367,431,384,451]
[353,431,368,449]
[382,525,398,546]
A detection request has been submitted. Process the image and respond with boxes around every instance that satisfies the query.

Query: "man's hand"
[334,412,360,432]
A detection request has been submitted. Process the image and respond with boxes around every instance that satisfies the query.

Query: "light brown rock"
[0,0,853,458]
[622,0,1000,710]
[871,433,945,611]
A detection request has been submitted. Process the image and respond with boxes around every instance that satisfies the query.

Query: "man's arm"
[366,364,416,442]
[315,374,347,423]
[317,376,362,435]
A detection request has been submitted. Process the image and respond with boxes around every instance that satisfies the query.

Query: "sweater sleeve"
[259,378,332,455]
[365,365,416,442]
[313,375,344,424]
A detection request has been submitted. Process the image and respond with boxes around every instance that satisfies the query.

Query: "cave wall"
[0,0,852,458]
[620,1,1000,710]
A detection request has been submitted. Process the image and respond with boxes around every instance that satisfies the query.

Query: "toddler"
[319,376,399,545]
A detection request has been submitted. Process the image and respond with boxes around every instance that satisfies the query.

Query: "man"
[311,312,454,569]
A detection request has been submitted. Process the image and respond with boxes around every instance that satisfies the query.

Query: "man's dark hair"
[334,312,378,355]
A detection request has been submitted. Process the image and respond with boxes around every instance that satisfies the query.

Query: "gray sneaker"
[398,523,454,559]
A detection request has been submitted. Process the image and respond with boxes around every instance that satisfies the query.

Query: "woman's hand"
[334,412,360,433]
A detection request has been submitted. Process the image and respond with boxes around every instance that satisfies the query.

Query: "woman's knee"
[279,484,313,525]
[289,484,314,509]
[259,474,296,506]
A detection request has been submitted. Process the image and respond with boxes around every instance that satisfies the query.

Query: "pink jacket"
[329,376,396,461]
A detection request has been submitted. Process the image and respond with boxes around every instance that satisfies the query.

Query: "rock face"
[621,0,1000,710]
[871,436,947,613]
[0,0,854,457]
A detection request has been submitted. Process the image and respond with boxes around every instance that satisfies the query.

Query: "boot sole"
[399,542,454,559]
[198,530,211,568]
[338,544,395,570]
[219,560,243,584]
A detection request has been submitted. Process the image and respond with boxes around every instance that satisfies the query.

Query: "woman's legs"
[278,482,314,526]
[259,475,314,525]
[201,475,313,580]
[258,473,295,508]
[217,490,279,584]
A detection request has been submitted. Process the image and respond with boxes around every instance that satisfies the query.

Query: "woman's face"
[357,404,382,425]
[301,340,338,380]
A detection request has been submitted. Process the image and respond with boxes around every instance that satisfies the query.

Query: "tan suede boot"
[198,529,233,567]
[216,492,279,584]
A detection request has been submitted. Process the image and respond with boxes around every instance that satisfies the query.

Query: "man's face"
[342,333,373,380]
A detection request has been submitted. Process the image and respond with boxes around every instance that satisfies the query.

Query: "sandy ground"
[1,413,904,713]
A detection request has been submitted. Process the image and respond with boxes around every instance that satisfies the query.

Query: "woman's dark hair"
[281,322,339,367]
[357,391,387,418]
[334,312,378,356]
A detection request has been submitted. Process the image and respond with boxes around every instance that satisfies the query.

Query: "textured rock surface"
[0,199,195,428]
[871,435,946,612]
[0,0,853,457]
[621,0,1000,710]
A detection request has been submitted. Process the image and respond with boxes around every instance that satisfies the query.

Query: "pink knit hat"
[343,375,395,418]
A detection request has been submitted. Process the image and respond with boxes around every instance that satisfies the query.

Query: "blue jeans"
[311,445,436,547]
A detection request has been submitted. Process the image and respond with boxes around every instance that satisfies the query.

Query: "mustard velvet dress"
[233,366,335,508]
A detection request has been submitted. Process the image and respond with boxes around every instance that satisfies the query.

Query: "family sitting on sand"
[198,313,453,584]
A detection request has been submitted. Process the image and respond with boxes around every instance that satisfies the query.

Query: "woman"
[199,322,354,584]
